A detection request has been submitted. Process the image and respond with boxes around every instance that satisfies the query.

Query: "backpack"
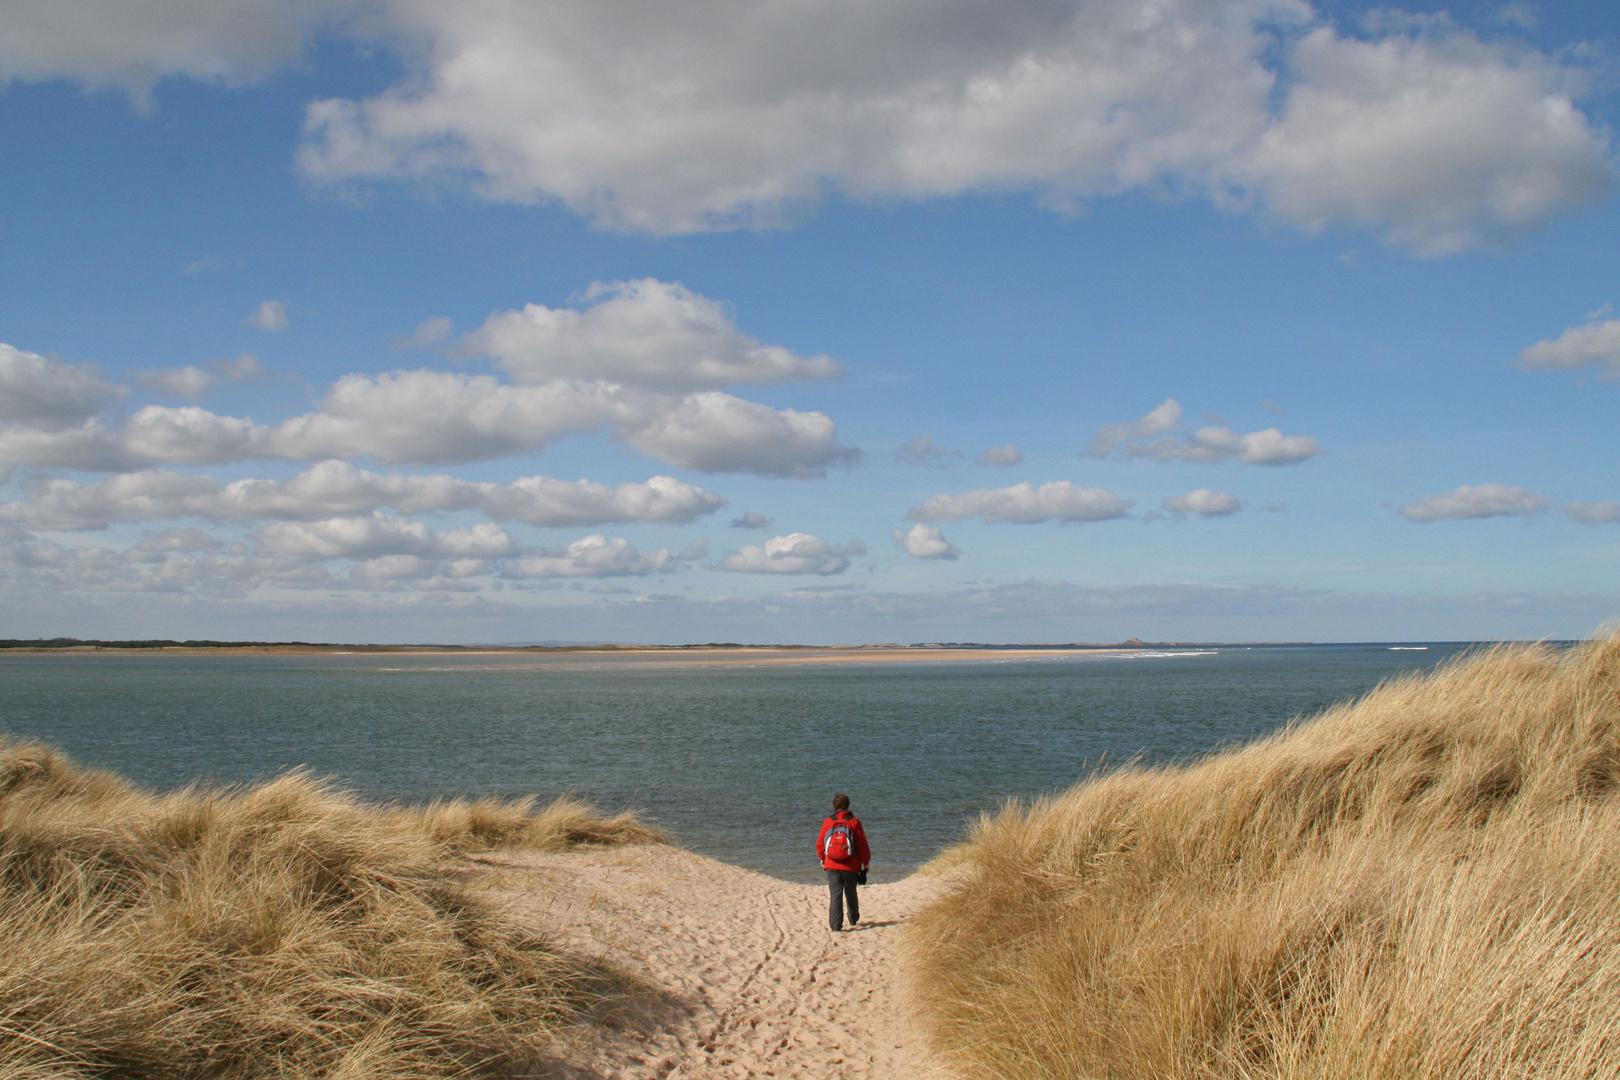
[823,820,855,862]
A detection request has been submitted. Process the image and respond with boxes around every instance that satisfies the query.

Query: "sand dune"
[475,845,948,1079]
[906,637,1620,1080]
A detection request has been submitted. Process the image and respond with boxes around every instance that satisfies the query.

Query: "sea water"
[0,644,1473,882]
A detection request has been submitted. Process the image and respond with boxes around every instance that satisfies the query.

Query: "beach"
[475,844,949,1078]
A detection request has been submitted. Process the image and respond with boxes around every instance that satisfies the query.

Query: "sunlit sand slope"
[482,845,948,1079]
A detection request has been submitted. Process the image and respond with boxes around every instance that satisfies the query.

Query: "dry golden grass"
[905,634,1620,1080]
[0,740,665,1079]
[393,793,667,853]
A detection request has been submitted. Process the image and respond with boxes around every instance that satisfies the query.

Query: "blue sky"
[0,0,1617,644]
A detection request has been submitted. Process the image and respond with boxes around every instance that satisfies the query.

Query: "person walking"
[817,793,870,932]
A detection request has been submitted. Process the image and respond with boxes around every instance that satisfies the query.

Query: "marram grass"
[0,739,664,1079]
[905,635,1620,1080]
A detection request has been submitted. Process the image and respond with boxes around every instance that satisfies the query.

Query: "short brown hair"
[833,793,850,811]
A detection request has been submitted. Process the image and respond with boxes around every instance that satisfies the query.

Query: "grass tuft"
[393,793,668,853]
[905,635,1620,1080]
[0,739,663,1079]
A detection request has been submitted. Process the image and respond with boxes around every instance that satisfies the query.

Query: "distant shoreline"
[0,637,1313,664]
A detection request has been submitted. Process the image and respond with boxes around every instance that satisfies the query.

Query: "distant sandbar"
[0,638,1304,667]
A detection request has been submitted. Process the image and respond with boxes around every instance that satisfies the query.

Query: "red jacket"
[816,810,871,871]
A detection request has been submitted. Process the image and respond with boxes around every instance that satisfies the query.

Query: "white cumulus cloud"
[894,522,961,560]
[347,554,488,586]
[614,390,857,478]
[1241,29,1612,255]
[474,473,726,527]
[0,348,855,478]
[1,1,1607,250]
[464,279,840,391]
[289,0,1610,250]
[0,422,128,472]
[1518,310,1620,376]
[122,405,272,464]
[503,534,672,578]
[907,481,1131,524]
[0,514,697,595]
[0,462,725,531]
[1089,399,1323,465]
[1088,399,1185,457]
[1398,484,1551,521]
[262,372,615,465]
[256,515,520,561]
[2,470,219,530]
[1164,488,1242,516]
[721,533,862,575]
[0,0,350,94]
[0,343,122,430]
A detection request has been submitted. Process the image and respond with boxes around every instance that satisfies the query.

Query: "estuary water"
[0,644,1473,882]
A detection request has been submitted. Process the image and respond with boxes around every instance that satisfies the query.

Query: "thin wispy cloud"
[134,366,216,401]
[246,300,289,331]
[897,435,960,466]
[1565,501,1620,524]
[1164,489,1242,517]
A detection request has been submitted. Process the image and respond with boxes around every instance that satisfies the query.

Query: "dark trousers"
[826,869,860,930]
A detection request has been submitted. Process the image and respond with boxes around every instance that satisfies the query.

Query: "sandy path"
[473,845,950,1079]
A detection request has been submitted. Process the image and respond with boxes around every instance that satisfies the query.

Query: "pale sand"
[10,645,1132,665]
[471,845,952,1079]
[570,647,1124,668]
